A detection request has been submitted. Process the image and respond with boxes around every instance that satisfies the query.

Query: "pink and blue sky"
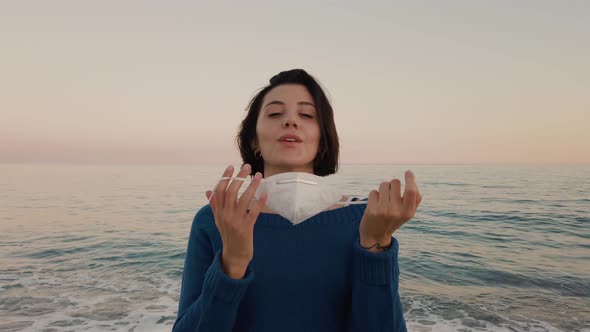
[1,1,588,165]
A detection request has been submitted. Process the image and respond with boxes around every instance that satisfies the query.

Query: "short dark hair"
[236,69,340,177]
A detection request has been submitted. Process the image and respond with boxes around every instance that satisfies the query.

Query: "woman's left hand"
[359,170,422,250]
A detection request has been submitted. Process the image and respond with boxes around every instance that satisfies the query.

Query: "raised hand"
[205,164,268,278]
[358,170,423,251]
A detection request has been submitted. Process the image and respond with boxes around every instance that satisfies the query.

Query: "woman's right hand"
[205,164,268,279]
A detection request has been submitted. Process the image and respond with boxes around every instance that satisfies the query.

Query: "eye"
[268,113,313,118]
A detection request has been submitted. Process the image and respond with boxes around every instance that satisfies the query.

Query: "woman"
[173,69,422,331]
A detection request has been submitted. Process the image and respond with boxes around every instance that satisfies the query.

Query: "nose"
[282,111,298,128]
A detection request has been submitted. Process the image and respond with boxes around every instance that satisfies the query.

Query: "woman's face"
[254,84,321,178]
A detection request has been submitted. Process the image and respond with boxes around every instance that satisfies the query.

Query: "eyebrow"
[263,101,316,109]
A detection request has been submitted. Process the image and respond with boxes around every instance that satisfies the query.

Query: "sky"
[1,0,588,165]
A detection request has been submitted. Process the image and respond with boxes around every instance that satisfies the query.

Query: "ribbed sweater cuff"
[203,250,254,305]
[353,235,399,286]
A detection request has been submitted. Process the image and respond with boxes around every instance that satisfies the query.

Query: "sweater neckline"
[254,203,364,228]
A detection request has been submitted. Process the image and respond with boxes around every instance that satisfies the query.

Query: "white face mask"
[220,172,363,225]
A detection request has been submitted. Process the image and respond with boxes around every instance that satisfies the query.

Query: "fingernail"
[227,165,233,171]
[243,164,251,170]
[254,172,261,179]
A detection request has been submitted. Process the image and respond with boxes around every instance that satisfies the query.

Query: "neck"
[263,163,314,178]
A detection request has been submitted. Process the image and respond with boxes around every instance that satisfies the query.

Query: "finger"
[402,170,418,213]
[209,190,216,212]
[378,181,390,212]
[224,164,251,209]
[215,165,235,212]
[245,191,268,228]
[416,190,422,208]
[367,190,379,214]
[208,192,225,233]
[237,171,263,212]
[390,179,402,206]
[206,190,217,207]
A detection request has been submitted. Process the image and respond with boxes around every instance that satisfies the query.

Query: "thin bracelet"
[359,241,392,251]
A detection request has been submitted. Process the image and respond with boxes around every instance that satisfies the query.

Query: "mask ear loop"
[217,176,270,195]
[220,176,272,185]
[219,176,247,181]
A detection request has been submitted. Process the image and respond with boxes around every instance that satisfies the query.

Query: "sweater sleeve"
[348,234,407,332]
[172,206,254,332]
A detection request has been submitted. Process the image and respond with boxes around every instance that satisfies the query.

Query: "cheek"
[256,124,276,145]
[311,125,321,142]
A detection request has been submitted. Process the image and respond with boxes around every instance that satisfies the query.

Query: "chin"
[272,159,313,169]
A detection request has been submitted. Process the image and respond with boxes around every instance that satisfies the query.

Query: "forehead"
[262,84,314,104]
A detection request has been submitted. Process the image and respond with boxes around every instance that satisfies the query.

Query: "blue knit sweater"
[173,199,407,332]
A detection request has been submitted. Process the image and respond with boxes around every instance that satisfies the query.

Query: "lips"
[278,134,303,142]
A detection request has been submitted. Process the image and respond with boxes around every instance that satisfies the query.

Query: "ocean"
[0,163,588,331]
